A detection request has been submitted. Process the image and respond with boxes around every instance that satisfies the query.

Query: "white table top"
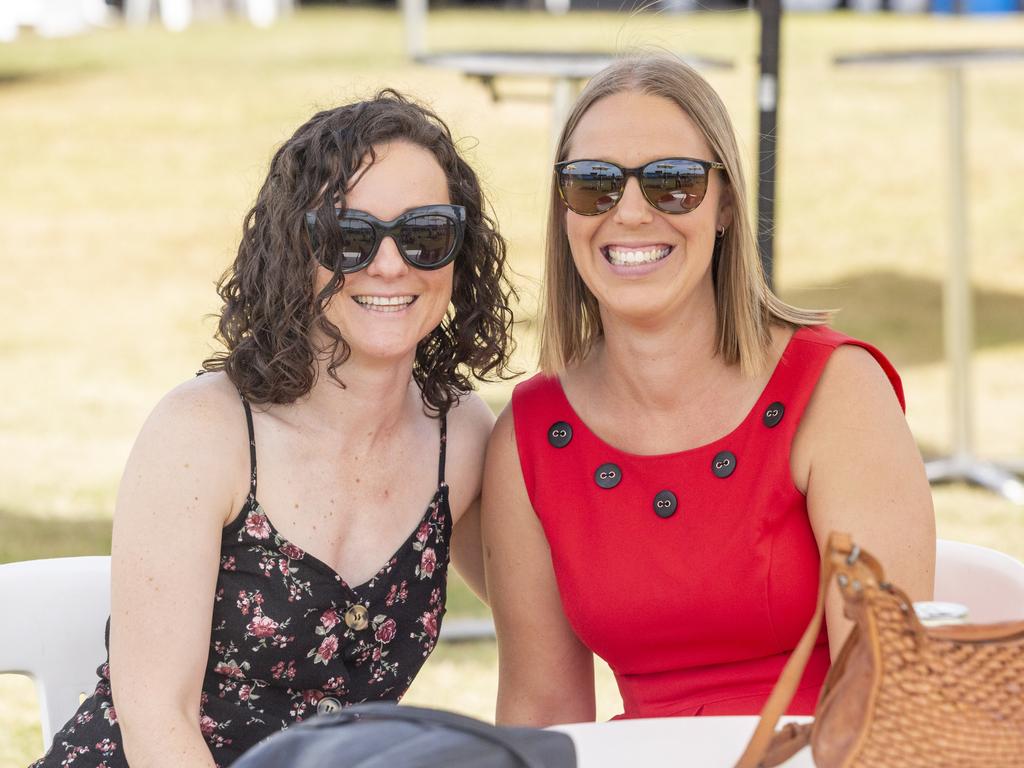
[415,51,732,79]
[549,716,815,768]
[834,47,1024,68]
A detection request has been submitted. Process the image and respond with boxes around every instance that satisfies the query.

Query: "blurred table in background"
[416,51,733,154]
[1,0,108,39]
[834,48,1024,506]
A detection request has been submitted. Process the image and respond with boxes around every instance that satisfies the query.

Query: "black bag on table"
[232,702,578,768]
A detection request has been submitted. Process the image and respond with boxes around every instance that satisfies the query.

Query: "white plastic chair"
[3,540,1023,752]
[0,556,111,750]
[934,539,1024,623]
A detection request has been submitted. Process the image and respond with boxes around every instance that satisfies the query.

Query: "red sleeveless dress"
[511,326,904,718]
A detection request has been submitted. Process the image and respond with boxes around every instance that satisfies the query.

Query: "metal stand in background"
[924,64,1024,505]
[756,0,782,291]
[834,48,1024,506]
[401,0,427,60]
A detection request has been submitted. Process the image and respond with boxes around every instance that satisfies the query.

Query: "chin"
[602,288,691,324]
[350,339,420,363]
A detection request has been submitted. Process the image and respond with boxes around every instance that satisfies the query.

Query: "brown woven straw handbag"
[735,532,1024,768]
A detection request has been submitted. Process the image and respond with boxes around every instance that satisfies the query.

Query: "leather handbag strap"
[733,533,856,768]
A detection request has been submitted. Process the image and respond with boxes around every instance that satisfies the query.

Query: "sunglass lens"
[559,161,625,215]
[337,218,376,271]
[398,214,458,267]
[641,159,708,213]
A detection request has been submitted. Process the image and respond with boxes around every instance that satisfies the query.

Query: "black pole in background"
[757,0,781,290]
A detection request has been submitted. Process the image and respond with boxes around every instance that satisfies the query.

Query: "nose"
[612,176,654,226]
[366,235,409,279]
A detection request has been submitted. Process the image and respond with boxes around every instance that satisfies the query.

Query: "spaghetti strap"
[437,413,448,487]
[240,396,258,506]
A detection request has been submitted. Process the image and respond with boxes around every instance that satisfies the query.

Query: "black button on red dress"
[594,463,622,489]
[653,490,678,518]
[548,421,573,448]
[711,450,737,478]
[763,402,785,428]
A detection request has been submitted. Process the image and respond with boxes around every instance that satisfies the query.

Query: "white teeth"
[353,295,416,312]
[605,246,671,266]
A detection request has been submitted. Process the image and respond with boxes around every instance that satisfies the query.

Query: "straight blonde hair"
[538,54,828,377]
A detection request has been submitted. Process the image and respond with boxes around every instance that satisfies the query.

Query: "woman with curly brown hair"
[32,91,516,768]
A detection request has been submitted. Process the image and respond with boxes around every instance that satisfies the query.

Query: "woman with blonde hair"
[482,54,934,724]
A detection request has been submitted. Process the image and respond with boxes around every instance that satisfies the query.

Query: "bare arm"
[448,392,496,604]
[109,377,245,767]
[482,407,596,726]
[450,499,487,603]
[794,345,936,659]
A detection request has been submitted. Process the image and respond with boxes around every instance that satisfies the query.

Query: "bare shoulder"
[792,341,907,495]
[149,371,244,432]
[814,343,902,414]
[446,390,497,450]
[122,371,249,526]
[144,373,248,466]
[486,401,518,464]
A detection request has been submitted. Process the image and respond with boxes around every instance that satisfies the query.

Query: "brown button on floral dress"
[31,399,450,767]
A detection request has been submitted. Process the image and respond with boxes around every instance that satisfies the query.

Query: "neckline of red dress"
[548,327,806,461]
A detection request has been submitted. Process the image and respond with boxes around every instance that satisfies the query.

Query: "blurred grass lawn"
[2,6,1024,765]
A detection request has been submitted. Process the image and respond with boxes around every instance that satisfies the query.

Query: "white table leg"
[402,0,427,59]
[124,0,153,26]
[945,65,972,462]
[246,0,277,27]
[550,77,573,160]
[925,66,1024,506]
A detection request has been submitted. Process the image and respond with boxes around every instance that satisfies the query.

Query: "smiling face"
[315,140,454,366]
[564,90,732,329]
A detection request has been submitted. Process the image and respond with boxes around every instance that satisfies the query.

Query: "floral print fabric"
[31,409,450,767]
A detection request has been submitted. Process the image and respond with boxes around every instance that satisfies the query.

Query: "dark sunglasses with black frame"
[305,204,466,274]
[554,157,726,216]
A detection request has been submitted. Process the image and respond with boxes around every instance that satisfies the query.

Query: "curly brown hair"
[203,90,518,414]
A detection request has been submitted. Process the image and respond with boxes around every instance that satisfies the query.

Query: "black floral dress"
[32,399,450,767]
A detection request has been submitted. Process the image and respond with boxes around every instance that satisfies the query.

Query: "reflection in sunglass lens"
[640,159,707,214]
[559,161,625,215]
[398,215,457,267]
[337,218,376,270]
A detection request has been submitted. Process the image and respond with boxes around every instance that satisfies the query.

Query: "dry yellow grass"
[2,6,1023,765]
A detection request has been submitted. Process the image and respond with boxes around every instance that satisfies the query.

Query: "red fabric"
[511,326,904,718]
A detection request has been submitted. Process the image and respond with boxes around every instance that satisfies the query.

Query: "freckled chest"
[248,415,442,584]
